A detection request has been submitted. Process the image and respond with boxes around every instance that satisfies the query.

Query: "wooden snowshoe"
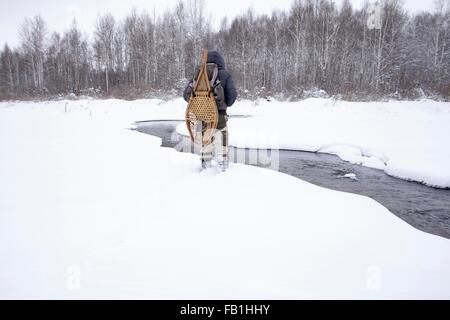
[185,49,218,146]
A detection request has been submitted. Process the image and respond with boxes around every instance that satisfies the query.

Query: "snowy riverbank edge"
[174,97,450,189]
[0,98,449,299]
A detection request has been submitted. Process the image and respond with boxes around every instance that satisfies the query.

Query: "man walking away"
[183,50,237,170]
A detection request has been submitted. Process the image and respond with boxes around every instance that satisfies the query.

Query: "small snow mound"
[338,173,358,180]
[318,144,387,171]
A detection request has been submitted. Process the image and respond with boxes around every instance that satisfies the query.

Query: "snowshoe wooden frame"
[185,50,219,146]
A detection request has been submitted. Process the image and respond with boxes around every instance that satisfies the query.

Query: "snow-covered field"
[0,98,449,299]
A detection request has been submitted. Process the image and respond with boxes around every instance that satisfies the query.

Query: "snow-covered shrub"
[302,88,329,99]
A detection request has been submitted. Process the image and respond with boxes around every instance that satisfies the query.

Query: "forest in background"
[0,0,449,101]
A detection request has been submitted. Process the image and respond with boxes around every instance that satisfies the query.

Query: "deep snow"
[0,98,449,299]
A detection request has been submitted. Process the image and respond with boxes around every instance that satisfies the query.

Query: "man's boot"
[201,148,213,169]
[218,147,229,171]
[201,157,212,169]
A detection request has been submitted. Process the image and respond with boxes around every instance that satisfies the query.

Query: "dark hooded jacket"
[183,51,237,111]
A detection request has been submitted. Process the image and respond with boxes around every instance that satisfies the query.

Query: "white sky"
[0,0,439,48]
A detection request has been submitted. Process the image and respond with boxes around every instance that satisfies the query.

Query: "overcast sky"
[0,0,440,48]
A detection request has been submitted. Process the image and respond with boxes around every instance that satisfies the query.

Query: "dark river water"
[136,120,450,239]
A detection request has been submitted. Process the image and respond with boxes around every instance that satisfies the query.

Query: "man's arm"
[224,75,237,107]
[183,80,194,102]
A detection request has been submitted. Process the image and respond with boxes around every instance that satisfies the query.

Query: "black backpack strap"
[210,65,218,89]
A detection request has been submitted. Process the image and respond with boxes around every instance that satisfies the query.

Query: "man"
[183,50,237,170]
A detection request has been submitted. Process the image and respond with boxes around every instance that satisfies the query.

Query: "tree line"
[0,0,449,101]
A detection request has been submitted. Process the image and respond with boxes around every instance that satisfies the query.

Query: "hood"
[207,51,225,70]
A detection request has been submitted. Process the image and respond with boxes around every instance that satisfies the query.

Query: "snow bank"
[0,99,449,299]
[177,98,450,188]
